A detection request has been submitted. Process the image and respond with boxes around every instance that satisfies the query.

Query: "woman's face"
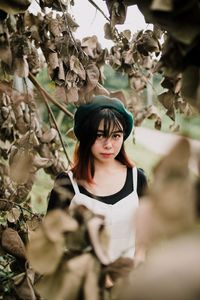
[91,120,124,163]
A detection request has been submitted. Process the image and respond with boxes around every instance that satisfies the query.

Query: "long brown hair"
[71,108,134,183]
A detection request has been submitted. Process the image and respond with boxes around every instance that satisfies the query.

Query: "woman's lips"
[100,153,113,157]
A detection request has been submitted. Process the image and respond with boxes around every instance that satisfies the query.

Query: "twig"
[0,198,40,217]
[88,0,110,22]
[39,88,71,165]
[28,73,74,119]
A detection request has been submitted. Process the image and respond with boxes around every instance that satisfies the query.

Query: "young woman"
[47,95,147,263]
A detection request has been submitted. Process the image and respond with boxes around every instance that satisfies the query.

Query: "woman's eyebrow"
[97,130,123,133]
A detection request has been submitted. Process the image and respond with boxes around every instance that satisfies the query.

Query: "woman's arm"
[137,168,148,197]
[47,172,75,212]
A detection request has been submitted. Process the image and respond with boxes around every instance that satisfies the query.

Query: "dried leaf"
[0,0,31,14]
[111,1,127,26]
[69,55,86,80]
[104,22,114,40]
[66,86,79,103]
[40,128,58,143]
[14,270,36,300]
[2,228,26,260]
[151,0,173,12]
[35,254,100,300]
[87,216,110,265]
[27,210,78,274]
[7,207,21,223]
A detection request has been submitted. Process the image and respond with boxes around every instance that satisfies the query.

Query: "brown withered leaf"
[27,224,64,275]
[135,138,196,251]
[43,209,78,242]
[122,29,132,41]
[40,128,58,143]
[94,83,110,97]
[136,30,160,56]
[27,210,78,274]
[2,227,26,260]
[48,16,61,37]
[66,127,76,141]
[14,269,36,300]
[158,90,175,120]
[64,12,79,32]
[0,199,13,211]
[81,35,98,58]
[104,22,114,40]
[53,85,67,102]
[129,73,147,92]
[35,253,101,300]
[66,86,79,103]
[87,216,110,265]
[9,149,34,184]
[127,232,200,300]
[122,49,134,65]
[69,55,86,80]
[110,1,127,27]
[32,155,53,170]
[85,63,100,93]
[0,41,12,66]
[146,105,162,130]
[110,90,127,106]
[105,257,134,282]
[181,66,200,111]
[7,207,21,223]
[151,0,173,12]
[48,51,59,72]
[0,0,32,14]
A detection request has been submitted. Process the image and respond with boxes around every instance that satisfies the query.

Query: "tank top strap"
[132,167,138,192]
[67,171,80,195]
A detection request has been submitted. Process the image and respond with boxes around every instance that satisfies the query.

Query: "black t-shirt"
[47,167,147,212]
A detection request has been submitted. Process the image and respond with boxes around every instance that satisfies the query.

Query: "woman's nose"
[103,138,112,149]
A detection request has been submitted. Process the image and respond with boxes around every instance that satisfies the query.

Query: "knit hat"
[74,95,134,140]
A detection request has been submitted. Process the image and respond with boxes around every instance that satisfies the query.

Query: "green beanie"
[74,95,134,140]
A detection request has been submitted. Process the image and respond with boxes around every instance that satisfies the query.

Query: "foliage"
[0,0,200,299]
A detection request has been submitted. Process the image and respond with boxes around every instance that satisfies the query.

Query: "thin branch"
[28,73,74,119]
[88,0,110,22]
[39,88,71,165]
[0,198,40,217]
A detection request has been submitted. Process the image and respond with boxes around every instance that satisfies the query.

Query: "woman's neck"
[93,158,121,171]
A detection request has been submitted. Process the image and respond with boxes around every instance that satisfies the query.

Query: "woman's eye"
[112,133,121,139]
[96,133,104,139]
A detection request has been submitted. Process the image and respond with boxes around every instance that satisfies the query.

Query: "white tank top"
[68,167,139,262]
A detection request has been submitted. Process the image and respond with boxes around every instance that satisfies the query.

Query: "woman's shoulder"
[135,167,148,197]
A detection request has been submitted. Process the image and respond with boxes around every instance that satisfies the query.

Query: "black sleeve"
[47,172,75,213]
[137,168,148,197]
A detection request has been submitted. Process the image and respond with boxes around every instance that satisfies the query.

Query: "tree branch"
[28,73,74,119]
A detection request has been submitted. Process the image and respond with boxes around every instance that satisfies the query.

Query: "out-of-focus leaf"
[35,253,100,300]
[14,269,36,300]
[151,0,173,12]
[87,216,110,265]
[0,0,32,14]
[27,209,78,274]
[181,66,200,111]
[126,232,200,300]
